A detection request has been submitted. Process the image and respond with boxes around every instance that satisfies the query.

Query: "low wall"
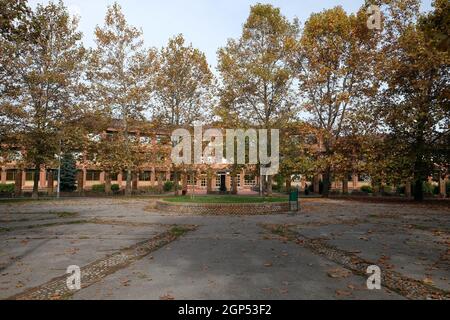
[155,200,291,215]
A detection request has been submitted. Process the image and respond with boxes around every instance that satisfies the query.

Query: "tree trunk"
[47,170,54,195]
[322,167,331,197]
[14,169,22,197]
[157,172,163,193]
[267,175,273,196]
[413,155,426,202]
[105,171,111,195]
[206,173,212,194]
[132,172,138,191]
[313,175,320,194]
[174,171,179,196]
[439,177,447,198]
[414,178,424,202]
[405,180,412,198]
[286,176,292,192]
[342,179,348,194]
[182,173,188,193]
[32,166,40,199]
[231,174,238,195]
[77,170,84,195]
[125,169,132,196]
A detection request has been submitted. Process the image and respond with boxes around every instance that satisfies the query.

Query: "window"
[187,174,197,185]
[216,175,222,188]
[6,170,16,181]
[46,170,57,181]
[237,175,241,187]
[86,170,101,181]
[244,175,256,186]
[25,170,36,181]
[110,172,118,181]
[140,171,152,182]
[201,177,207,187]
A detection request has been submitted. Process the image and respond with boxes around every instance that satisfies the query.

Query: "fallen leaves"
[327,267,352,279]
[120,278,131,286]
[335,289,352,297]
[160,294,175,300]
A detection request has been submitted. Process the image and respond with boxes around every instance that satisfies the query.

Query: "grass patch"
[55,211,78,218]
[164,195,288,204]
[169,226,191,237]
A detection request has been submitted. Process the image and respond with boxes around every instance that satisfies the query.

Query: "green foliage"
[397,185,406,194]
[360,185,373,194]
[111,184,120,192]
[0,184,15,193]
[163,181,174,192]
[422,182,435,195]
[91,184,105,193]
[60,153,77,192]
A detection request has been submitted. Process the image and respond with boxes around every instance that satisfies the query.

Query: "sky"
[28,0,433,70]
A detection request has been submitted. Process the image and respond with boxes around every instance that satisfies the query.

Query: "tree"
[0,1,86,198]
[0,0,30,41]
[377,0,449,201]
[60,152,77,192]
[217,3,299,195]
[296,6,380,197]
[153,34,214,126]
[88,2,156,195]
[152,34,213,195]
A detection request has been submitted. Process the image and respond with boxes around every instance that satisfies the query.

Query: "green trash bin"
[289,188,299,212]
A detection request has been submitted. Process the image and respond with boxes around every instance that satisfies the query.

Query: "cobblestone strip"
[8,225,197,300]
[262,224,450,300]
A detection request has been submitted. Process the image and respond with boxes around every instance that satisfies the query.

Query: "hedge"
[0,184,15,193]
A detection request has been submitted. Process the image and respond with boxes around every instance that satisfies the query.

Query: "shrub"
[91,184,105,192]
[423,182,434,195]
[433,185,440,195]
[0,184,15,193]
[396,185,406,194]
[360,185,373,194]
[163,181,174,192]
[60,153,77,192]
[111,184,120,192]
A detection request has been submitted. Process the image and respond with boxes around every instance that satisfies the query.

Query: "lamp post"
[56,137,62,199]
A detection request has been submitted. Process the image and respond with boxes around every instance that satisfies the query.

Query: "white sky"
[29,0,433,70]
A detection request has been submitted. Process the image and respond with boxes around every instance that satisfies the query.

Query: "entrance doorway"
[217,173,227,192]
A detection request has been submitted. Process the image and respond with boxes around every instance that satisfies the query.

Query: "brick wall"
[155,200,291,215]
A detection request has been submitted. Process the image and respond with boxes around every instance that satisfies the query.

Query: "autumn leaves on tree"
[0,0,448,201]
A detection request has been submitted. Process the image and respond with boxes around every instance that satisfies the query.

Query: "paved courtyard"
[0,198,448,300]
